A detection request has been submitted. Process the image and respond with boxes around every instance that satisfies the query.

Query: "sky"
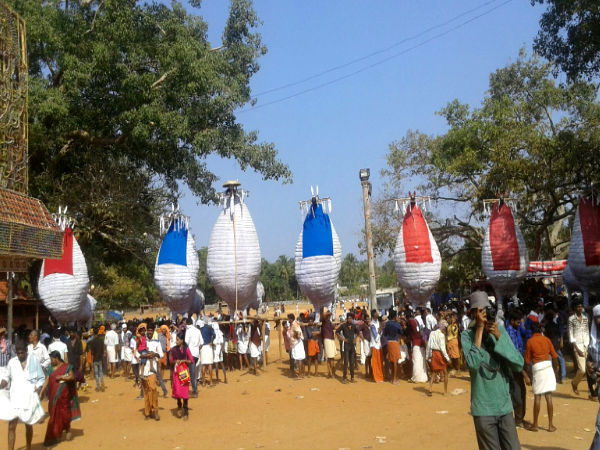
[177,0,547,262]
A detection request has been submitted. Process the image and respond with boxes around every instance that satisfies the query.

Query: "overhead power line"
[254,0,499,97]
[240,0,513,114]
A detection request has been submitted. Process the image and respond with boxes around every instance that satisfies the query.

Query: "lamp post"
[359,169,377,311]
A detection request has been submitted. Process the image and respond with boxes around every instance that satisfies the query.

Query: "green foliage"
[8,0,291,308]
[197,247,218,304]
[260,255,298,302]
[373,51,600,290]
[339,254,397,296]
[91,262,156,308]
[532,0,600,80]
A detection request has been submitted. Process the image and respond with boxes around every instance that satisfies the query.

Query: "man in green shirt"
[462,291,524,450]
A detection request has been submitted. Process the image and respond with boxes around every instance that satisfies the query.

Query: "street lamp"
[359,168,377,311]
[359,168,370,182]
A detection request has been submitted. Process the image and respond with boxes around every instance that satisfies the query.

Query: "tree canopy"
[532,0,600,80]
[372,51,600,293]
[10,0,291,308]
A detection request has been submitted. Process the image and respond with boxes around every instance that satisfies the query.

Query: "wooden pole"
[360,173,377,311]
[35,298,39,330]
[278,318,283,362]
[261,320,266,368]
[7,272,13,342]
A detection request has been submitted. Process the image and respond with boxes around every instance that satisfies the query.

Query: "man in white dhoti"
[104,323,120,378]
[212,322,227,383]
[0,342,45,450]
[289,314,305,379]
[524,321,559,432]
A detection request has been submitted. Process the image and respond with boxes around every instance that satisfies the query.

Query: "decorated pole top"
[217,180,249,211]
[482,196,518,215]
[390,191,431,214]
[298,185,332,216]
[159,203,190,235]
[51,206,75,232]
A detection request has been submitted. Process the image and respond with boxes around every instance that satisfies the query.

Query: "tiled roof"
[0,188,63,259]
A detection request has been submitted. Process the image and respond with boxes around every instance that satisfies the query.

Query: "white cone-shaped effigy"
[207,186,261,312]
[154,217,199,314]
[481,201,529,309]
[38,228,90,323]
[567,197,600,306]
[248,280,265,311]
[393,202,441,306]
[295,202,342,309]
[188,289,205,317]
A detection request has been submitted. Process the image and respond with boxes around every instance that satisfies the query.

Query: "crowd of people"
[2,291,600,450]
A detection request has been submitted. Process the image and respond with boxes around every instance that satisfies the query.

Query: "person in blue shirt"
[199,320,215,387]
[382,310,404,384]
[506,309,531,429]
[587,305,600,450]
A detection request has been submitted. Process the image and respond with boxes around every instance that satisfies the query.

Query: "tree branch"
[84,1,104,35]
[151,70,173,89]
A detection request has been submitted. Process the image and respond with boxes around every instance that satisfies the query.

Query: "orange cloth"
[371,348,384,382]
[387,341,401,363]
[447,338,460,359]
[308,339,320,357]
[431,349,447,371]
[160,325,171,352]
[142,374,159,417]
[525,333,558,365]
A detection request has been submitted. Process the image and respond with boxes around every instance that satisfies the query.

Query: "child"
[136,323,149,369]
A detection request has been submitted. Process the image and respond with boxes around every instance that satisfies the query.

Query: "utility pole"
[359,169,377,312]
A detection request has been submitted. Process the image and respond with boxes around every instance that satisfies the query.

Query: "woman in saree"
[170,333,193,420]
[40,351,81,446]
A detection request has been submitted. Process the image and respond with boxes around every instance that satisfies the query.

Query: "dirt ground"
[3,306,600,450]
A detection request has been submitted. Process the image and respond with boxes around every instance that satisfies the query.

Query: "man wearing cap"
[461,291,524,450]
[569,299,590,396]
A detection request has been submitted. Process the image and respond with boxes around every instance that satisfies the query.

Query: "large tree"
[10,0,291,307]
[532,0,600,80]
[373,51,600,290]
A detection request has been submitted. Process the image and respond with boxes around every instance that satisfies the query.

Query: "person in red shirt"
[524,322,559,432]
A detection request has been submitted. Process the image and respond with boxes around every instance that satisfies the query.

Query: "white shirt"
[129,338,139,364]
[426,329,450,362]
[27,342,50,370]
[462,314,471,330]
[369,322,381,350]
[425,314,438,331]
[136,339,163,377]
[104,330,119,347]
[48,339,68,362]
[185,325,202,358]
[169,331,177,350]
[415,315,425,332]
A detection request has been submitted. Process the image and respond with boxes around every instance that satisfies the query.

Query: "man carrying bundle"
[321,308,337,378]
[136,324,163,421]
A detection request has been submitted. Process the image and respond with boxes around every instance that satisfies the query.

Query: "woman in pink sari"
[170,333,193,420]
[40,351,81,446]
